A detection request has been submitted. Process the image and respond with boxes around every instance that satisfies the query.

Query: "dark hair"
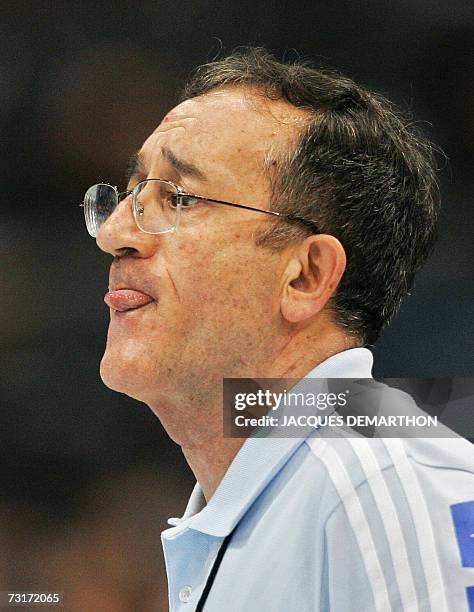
[182,47,440,346]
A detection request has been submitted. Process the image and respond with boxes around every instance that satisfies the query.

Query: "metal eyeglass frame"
[81,178,321,236]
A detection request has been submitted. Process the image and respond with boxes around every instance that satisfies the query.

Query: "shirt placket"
[162,524,223,611]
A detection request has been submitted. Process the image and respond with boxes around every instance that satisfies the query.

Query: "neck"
[182,436,246,501]
[268,321,355,379]
[148,391,247,501]
[153,322,353,502]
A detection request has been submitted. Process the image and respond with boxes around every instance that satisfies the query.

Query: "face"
[96,88,303,418]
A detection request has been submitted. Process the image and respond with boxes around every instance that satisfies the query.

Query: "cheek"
[172,236,277,325]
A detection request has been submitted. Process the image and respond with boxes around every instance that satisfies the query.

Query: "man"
[83,48,474,611]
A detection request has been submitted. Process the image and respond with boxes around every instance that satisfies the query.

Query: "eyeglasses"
[81,178,320,238]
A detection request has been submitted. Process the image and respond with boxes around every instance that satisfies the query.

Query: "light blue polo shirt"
[161,348,474,611]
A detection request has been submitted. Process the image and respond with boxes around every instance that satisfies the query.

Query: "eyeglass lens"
[83,179,180,237]
[84,183,117,237]
[133,180,179,234]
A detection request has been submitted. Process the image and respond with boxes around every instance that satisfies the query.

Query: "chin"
[100,354,126,392]
[99,345,172,408]
[99,350,144,400]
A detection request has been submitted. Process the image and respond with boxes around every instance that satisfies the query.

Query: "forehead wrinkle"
[152,116,196,135]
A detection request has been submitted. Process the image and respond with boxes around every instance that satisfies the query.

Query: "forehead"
[139,88,307,199]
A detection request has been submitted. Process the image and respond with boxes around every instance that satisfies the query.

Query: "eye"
[173,194,201,208]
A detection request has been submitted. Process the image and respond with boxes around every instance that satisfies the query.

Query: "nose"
[96,195,156,258]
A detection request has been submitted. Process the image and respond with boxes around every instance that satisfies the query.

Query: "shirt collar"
[167,347,373,537]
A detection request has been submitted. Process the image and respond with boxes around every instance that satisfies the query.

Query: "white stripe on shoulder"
[348,438,419,610]
[308,438,393,612]
[382,438,449,612]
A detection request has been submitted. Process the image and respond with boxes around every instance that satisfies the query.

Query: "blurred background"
[1,1,473,610]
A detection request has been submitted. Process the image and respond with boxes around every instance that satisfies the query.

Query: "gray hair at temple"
[182,47,440,346]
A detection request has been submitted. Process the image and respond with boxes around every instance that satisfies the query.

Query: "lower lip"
[113,301,155,316]
[107,300,156,335]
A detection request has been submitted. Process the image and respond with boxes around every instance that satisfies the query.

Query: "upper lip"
[108,284,151,294]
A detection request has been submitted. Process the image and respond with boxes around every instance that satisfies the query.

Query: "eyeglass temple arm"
[192,195,321,233]
[182,194,280,216]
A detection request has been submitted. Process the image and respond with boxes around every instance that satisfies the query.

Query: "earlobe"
[280,235,346,324]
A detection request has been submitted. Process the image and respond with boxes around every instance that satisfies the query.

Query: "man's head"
[94,48,439,421]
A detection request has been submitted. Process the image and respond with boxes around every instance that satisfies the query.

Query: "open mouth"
[104,289,155,313]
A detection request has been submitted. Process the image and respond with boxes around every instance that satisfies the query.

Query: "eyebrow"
[125,147,207,184]
[126,151,147,183]
[161,146,207,182]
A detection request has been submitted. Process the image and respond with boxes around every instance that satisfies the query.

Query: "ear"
[280,234,346,323]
